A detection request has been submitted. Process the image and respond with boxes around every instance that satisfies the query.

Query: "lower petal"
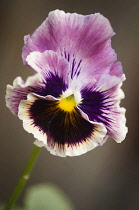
[18,93,107,157]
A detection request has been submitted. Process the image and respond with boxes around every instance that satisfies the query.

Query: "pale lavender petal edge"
[5,74,44,116]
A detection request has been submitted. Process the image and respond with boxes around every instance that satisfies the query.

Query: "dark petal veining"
[27,98,96,146]
[35,72,67,98]
[80,88,112,126]
[79,85,127,142]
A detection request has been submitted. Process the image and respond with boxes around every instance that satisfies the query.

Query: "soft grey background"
[0,0,139,209]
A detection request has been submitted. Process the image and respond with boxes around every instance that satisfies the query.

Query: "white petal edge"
[45,121,107,157]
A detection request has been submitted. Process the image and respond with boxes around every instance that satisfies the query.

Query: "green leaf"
[24,183,75,210]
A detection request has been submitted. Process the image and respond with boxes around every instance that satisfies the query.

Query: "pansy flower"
[6,10,127,157]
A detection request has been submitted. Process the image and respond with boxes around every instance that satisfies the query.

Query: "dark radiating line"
[71,58,76,79]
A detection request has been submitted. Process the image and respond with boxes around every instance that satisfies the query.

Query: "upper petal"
[22,10,116,72]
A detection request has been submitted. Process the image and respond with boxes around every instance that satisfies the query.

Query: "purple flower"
[6,10,127,157]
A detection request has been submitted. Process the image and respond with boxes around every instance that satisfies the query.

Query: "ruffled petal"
[79,83,127,143]
[22,10,116,76]
[5,74,44,115]
[109,61,124,77]
[18,93,107,157]
[76,61,125,95]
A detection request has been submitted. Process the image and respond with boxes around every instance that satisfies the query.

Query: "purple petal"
[26,50,70,83]
[22,10,116,74]
[109,61,124,77]
[94,62,125,91]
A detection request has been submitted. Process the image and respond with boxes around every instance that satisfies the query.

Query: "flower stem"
[5,145,41,210]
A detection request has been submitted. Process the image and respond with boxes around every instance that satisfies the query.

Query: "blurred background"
[0,0,139,209]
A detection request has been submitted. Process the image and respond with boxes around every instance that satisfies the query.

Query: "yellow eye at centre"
[58,95,76,112]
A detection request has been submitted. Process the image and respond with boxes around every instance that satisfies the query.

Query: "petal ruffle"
[5,74,44,115]
[83,62,125,92]
[18,93,107,157]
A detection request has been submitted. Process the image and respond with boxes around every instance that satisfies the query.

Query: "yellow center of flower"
[58,95,76,112]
